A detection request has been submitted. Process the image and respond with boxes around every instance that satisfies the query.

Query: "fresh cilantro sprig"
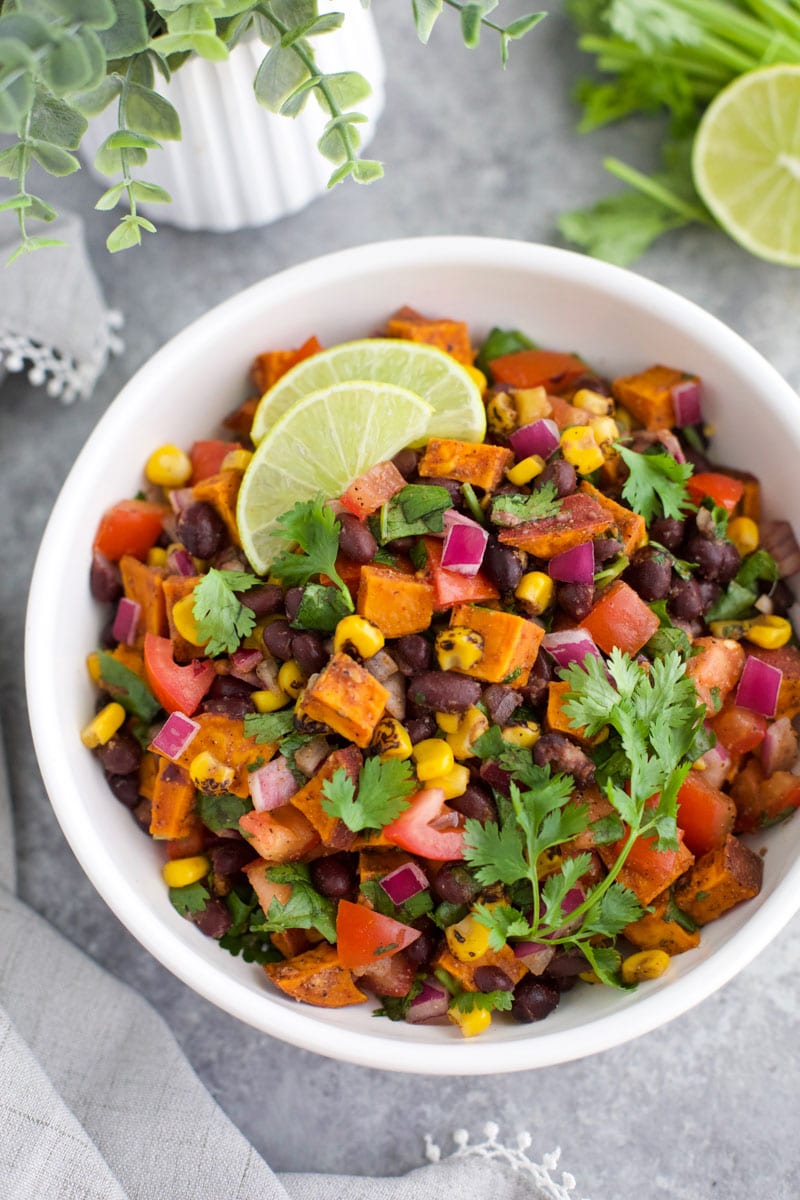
[169,881,209,918]
[322,757,417,832]
[192,569,261,657]
[244,710,296,744]
[197,792,253,833]
[97,651,161,722]
[450,989,514,1015]
[252,864,337,943]
[491,480,562,526]
[219,890,282,966]
[706,548,780,623]
[379,485,452,543]
[617,445,694,524]
[270,497,353,611]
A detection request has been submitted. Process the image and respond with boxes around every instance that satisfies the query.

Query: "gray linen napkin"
[0,729,587,1200]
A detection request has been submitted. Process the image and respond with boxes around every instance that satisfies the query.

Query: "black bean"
[132,797,151,831]
[392,448,419,478]
[449,781,498,824]
[717,540,741,584]
[624,547,672,602]
[557,582,594,622]
[521,653,553,709]
[209,675,255,699]
[684,446,712,474]
[237,583,284,618]
[431,862,479,906]
[482,537,524,592]
[405,715,437,744]
[534,733,595,786]
[263,618,294,661]
[474,965,514,993]
[107,773,141,809]
[99,618,117,650]
[404,916,441,969]
[771,580,795,616]
[208,839,253,877]
[685,535,727,582]
[593,537,623,565]
[392,635,433,676]
[338,512,378,564]
[177,502,226,559]
[310,853,357,900]
[546,949,587,977]
[385,535,416,553]
[568,372,612,397]
[510,976,560,1023]
[90,552,123,603]
[190,897,232,939]
[483,684,522,726]
[650,516,685,551]
[291,631,327,676]
[697,580,722,613]
[420,475,463,505]
[535,458,576,498]
[199,695,255,720]
[668,576,704,621]
[96,731,142,776]
[284,587,304,622]
[406,671,482,713]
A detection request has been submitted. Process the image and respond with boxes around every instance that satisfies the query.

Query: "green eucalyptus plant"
[0,0,545,261]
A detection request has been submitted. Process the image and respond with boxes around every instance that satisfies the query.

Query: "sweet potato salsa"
[83,308,800,1038]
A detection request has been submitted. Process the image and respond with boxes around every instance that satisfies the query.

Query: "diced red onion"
[543,628,601,670]
[405,978,450,1024]
[548,541,594,584]
[383,673,407,721]
[441,520,489,577]
[430,809,460,831]
[379,861,429,905]
[510,418,560,461]
[443,508,482,530]
[513,940,556,975]
[249,756,299,811]
[166,546,196,577]
[736,656,782,719]
[150,711,200,760]
[169,487,195,515]
[694,738,731,790]
[671,379,703,427]
[229,648,263,684]
[761,716,798,776]
[760,520,800,577]
[293,737,330,778]
[545,886,585,939]
[365,649,399,681]
[111,597,141,646]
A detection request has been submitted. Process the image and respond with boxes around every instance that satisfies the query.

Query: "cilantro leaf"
[360,878,434,925]
[450,988,514,1014]
[472,901,531,951]
[379,485,452,543]
[736,549,779,592]
[97,651,161,722]
[665,891,697,933]
[219,891,282,965]
[291,582,353,631]
[321,757,416,832]
[192,568,259,656]
[464,817,528,888]
[645,599,692,659]
[169,881,209,917]
[559,187,690,267]
[578,942,627,989]
[617,445,694,524]
[244,710,296,743]
[581,882,643,937]
[252,863,336,943]
[270,496,353,609]
[197,791,253,833]
[491,481,562,526]
[476,326,536,374]
[373,974,426,1021]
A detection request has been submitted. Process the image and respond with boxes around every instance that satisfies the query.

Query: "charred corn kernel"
[506,455,545,486]
[144,444,192,488]
[446,913,491,962]
[162,855,210,889]
[412,738,455,782]
[435,626,484,672]
[579,970,602,985]
[486,391,517,436]
[171,592,205,645]
[81,702,126,748]
[189,751,235,793]
[446,707,489,760]
[727,516,759,557]
[220,448,253,472]
[278,659,306,699]
[589,415,621,451]
[426,763,470,800]
[709,618,749,640]
[513,386,549,426]
[252,686,290,713]
[515,570,554,615]
[465,364,487,393]
[334,614,385,659]
[86,652,102,684]
[573,388,613,416]
[371,717,413,760]
[621,949,670,985]
[449,1005,492,1038]
[536,847,563,880]
[500,721,540,749]
[560,425,604,475]
[744,615,792,650]
[147,546,168,567]
[613,404,635,433]
[435,711,460,733]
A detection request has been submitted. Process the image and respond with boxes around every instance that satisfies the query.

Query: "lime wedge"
[250,338,485,446]
[237,380,434,575]
[692,65,800,266]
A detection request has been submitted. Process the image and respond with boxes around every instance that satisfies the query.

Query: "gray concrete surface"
[2,5,800,1197]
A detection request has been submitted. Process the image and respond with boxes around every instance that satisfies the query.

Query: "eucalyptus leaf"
[39,0,115,27]
[95,182,127,210]
[0,36,35,68]
[25,194,58,221]
[269,0,318,26]
[326,158,355,187]
[0,145,24,179]
[254,42,310,112]
[72,76,122,116]
[126,83,181,139]
[412,0,443,43]
[41,36,93,95]
[130,179,172,204]
[129,54,155,88]
[460,3,484,47]
[30,91,88,149]
[281,12,344,45]
[0,73,34,134]
[106,216,142,252]
[0,194,32,213]
[99,0,148,57]
[316,70,371,110]
[94,137,149,174]
[154,30,229,60]
[351,157,382,182]
[0,12,54,53]
[29,139,80,176]
[7,235,66,265]
[104,128,162,150]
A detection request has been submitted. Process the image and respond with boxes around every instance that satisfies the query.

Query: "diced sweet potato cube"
[290,745,362,848]
[349,827,397,851]
[159,712,266,799]
[448,602,544,686]
[546,681,596,746]
[192,469,243,548]
[686,637,745,717]
[357,564,435,637]
[120,555,167,640]
[498,492,613,558]
[357,847,413,884]
[673,834,763,925]
[599,838,695,907]
[623,889,701,955]
[239,805,320,861]
[223,395,259,439]
[264,943,367,1008]
[296,653,388,747]
[138,750,159,802]
[418,438,513,492]
[579,481,646,556]
[150,759,197,840]
[163,574,204,663]
[744,644,800,718]
[612,364,694,431]
[432,944,527,991]
[385,306,472,365]
[251,335,322,393]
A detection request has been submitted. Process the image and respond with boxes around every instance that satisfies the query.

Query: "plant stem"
[117,60,138,222]
[579,36,735,82]
[669,0,800,59]
[603,156,715,225]
[15,106,32,247]
[743,0,800,37]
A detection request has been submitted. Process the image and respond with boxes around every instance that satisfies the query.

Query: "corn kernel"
[372,717,413,760]
[744,615,792,650]
[162,855,210,889]
[147,546,168,567]
[506,455,545,486]
[334,614,385,659]
[560,426,605,475]
[446,707,489,760]
[536,846,563,880]
[708,618,748,640]
[513,386,549,426]
[278,659,307,699]
[613,404,635,432]
[426,763,470,800]
[171,592,206,646]
[446,912,491,962]
[578,970,602,985]
[515,570,554,615]
[145,444,192,488]
[589,415,621,452]
[220,448,253,472]
[80,702,126,748]
[464,364,487,393]
[449,1005,492,1038]
[435,711,460,733]
[486,392,517,436]
[435,626,484,672]
[412,738,455,782]
[727,516,759,557]
[189,751,235,793]
[500,721,540,749]
[86,652,102,684]
[252,687,290,713]
[573,388,613,416]
[621,949,671,985]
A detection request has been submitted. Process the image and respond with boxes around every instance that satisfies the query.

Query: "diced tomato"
[383,787,465,860]
[685,636,745,715]
[93,499,168,562]
[352,950,416,997]
[420,536,499,609]
[488,348,586,392]
[579,579,660,657]
[238,806,320,861]
[143,633,215,715]
[335,899,421,968]
[676,772,736,857]
[686,472,744,514]
[189,439,242,484]
[339,461,406,519]
[731,758,800,832]
[710,704,767,755]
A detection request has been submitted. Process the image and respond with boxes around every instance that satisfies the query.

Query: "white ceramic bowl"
[26,237,800,1074]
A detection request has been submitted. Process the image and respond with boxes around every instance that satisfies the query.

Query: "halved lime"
[250,338,485,446]
[237,380,434,575]
[693,65,800,266]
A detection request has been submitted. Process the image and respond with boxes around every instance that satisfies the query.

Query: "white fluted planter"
[81,6,385,231]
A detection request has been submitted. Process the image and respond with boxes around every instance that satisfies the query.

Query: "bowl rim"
[25,235,800,1075]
